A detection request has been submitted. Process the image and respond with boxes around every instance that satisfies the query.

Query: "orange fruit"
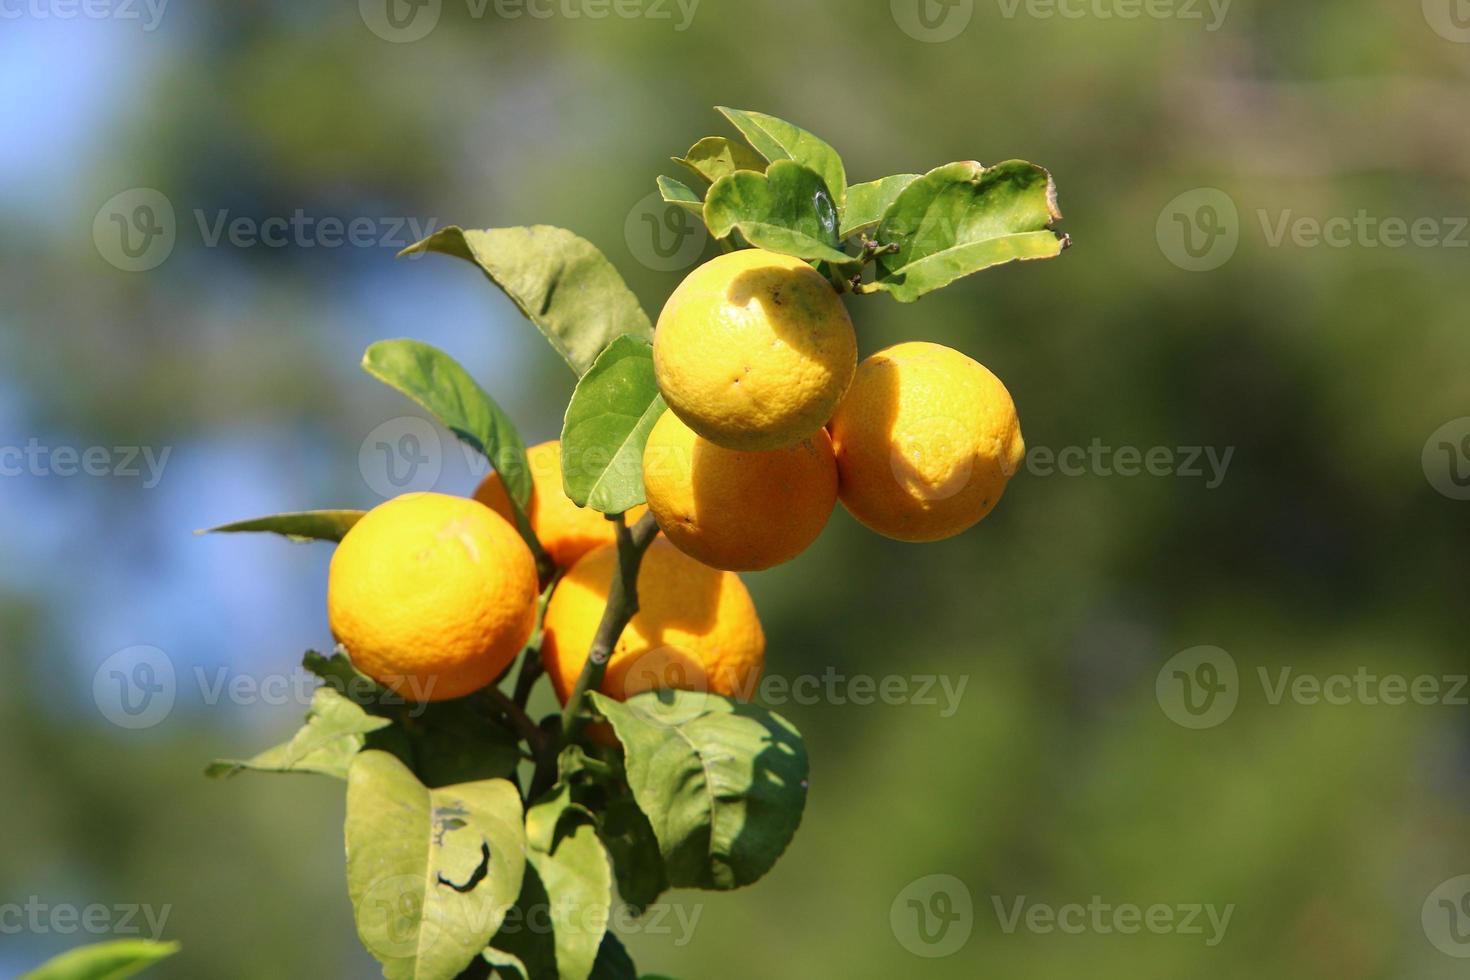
[541,538,764,710]
[328,492,537,701]
[642,409,837,571]
[654,249,856,451]
[829,342,1025,542]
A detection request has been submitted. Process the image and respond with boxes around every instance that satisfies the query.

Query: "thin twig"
[482,685,546,755]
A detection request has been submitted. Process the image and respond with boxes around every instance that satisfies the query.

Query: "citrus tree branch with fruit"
[200,107,1068,980]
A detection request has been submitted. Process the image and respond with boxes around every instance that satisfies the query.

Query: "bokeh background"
[4,1,1469,976]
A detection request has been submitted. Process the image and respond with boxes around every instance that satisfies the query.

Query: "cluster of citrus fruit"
[327,247,1024,713]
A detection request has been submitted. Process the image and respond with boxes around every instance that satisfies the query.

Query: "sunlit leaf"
[868,160,1067,302]
[560,336,666,514]
[400,226,651,377]
[346,752,525,980]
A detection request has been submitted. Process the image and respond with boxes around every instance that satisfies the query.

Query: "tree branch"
[558,510,661,747]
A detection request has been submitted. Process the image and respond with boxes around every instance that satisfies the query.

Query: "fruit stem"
[557,510,661,747]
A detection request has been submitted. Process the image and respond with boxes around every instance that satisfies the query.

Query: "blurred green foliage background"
[3,1,1468,977]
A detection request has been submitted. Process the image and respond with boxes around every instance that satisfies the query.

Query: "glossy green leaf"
[198,510,364,543]
[703,161,849,266]
[656,176,704,216]
[839,174,921,240]
[19,940,180,980]
[560,336,667,514]
[869,160,1068,303]
[346,752,525,980]
[591,692,809,891]
[716,107,847,210]
[673,136,767,186]
[400,226,652,377]
[206,687,389,780]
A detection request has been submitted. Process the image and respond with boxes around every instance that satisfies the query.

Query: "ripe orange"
[328,492,538,701]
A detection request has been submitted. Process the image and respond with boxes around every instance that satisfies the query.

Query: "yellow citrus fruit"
[642,409,838,571]
[541,538,765,709]
[829,342,1025,543]
[475,440,646,569]
[654,248,857,452]
[328,492,538,701]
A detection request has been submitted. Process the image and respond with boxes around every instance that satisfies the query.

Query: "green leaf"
[305,649,393,703]
[393,698,525,789]
[346,752,526,980]
[591,692,809,891]
[600,794,668,914]
[400,226,652,377]
[206,687,389,780]
[198,510,364,543]
[590,933,639,980]
[361,339,546,566]
[656,175,703,217]
[703,161,850,266]
[483,947,531,980]
[839,175,921,240]
[560,336,667,514]
[672,136,767,186]
[362,339,530,508]
[716,107,847,211]
[495,790,612,980]
[19,940,180,980]
[868,160,1068,303]
[302,651,523,787]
